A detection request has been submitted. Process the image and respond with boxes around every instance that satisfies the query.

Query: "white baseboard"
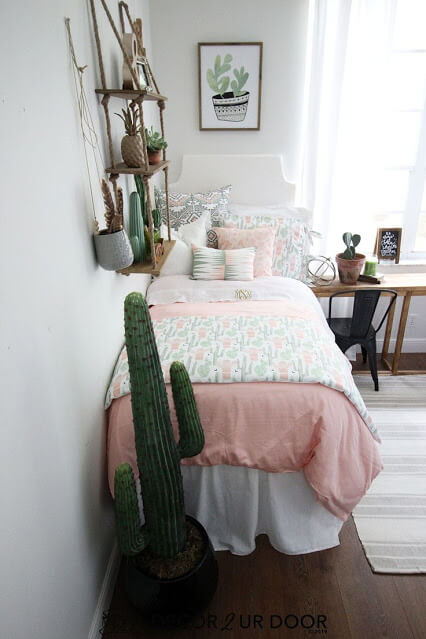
[88,542,121,639]
[347,337,426,361]
[376,337,426,353]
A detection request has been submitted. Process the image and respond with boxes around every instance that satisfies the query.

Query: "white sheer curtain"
[296,0,395,256]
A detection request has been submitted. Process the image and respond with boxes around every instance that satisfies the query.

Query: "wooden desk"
[312,273,426,375]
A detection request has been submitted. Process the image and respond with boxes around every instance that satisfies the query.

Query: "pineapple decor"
[115,104,144,168]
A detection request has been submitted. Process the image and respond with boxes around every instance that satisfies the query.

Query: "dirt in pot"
[133,520,206,579]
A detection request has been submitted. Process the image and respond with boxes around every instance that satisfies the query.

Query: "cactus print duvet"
[106,299,378,442]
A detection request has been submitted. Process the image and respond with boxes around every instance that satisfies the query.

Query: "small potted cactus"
[93,179,133,271]
[145,125,167,164]
[207,54,250,122]
[114,293,218,621]
[115,105,144,168]
[336,232,366,284]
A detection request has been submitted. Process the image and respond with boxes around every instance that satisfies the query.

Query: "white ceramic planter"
[94,229,134,271]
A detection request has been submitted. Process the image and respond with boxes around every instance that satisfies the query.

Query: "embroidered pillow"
[154,185,232,233]
[215,213,311,280]
[192,246,256,281]
[215,226,276,278]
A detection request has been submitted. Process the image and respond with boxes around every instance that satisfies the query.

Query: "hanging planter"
[94,179,133,271]
[94,229,133,271]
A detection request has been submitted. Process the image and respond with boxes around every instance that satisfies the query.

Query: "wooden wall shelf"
[106,160,170,177]
[117,240,176,276]
[95,88,168,102]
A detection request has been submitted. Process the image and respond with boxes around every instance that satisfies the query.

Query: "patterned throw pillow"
[154,185,232,236]
[192,246,256,281]
[214,213,311,280]
[215,227,277,278]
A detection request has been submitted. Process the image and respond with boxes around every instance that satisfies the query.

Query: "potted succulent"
[116,105,144,168]
[145,125,167,164]
[114,293,218,622]
[207,54,250,122]
[336,232,366,284]
[93,179,133,271]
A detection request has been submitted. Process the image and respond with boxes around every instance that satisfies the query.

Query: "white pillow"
[177,211,210,245]
[160,212,209,276]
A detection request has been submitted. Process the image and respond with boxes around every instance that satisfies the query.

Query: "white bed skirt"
[182,466,343,555]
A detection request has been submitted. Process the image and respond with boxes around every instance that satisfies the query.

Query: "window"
[382,0,426,258]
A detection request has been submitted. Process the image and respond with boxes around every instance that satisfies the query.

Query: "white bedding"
[147,274,327,325]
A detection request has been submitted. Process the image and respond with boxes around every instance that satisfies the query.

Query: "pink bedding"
[107,349,382,523]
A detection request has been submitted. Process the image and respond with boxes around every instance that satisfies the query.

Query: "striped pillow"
[192,246,256,281]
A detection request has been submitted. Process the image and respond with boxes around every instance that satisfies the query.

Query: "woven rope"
[65,17,105,231]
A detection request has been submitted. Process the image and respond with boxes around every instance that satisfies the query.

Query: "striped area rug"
[352,375,426,573]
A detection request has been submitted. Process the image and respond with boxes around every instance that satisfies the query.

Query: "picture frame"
[136,57,153,92]
[374,227,402,263]
[198,42,263,130]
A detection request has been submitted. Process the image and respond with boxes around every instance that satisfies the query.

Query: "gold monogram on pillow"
[234,289,253,300]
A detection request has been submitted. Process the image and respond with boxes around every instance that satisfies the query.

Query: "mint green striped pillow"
[192,246,256,280]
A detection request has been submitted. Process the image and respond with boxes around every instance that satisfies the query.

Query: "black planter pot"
[125,516,218,625]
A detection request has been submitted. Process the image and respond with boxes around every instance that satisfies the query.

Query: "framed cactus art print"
[198,42,263,130]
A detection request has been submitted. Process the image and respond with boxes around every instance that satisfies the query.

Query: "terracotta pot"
[335,253,366,284]
[148,149,162,165]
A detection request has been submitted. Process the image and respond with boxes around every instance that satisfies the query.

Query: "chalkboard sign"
[375,227,402,263]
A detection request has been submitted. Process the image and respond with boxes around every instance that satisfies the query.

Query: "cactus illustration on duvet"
[114,292,205,559]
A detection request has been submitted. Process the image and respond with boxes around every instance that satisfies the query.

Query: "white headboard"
[170,154,296,207]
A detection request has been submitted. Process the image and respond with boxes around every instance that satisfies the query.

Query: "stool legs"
[366,339,379,391]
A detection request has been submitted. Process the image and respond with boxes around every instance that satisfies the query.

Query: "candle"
[364,255,378,276]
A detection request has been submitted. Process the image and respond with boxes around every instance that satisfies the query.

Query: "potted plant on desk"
[114,293,218,623]
[336,232,366,284]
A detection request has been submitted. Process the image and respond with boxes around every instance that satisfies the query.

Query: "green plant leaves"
[342,232,352,248]
[207,68,219,92]
[207,54,234,96]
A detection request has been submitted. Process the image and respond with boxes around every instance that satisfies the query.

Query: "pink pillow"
[215,226,277,277]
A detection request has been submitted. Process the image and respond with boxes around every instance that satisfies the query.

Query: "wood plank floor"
[102,518,426,639]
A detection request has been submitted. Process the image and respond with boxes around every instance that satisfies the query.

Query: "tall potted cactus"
[128,191,145,263]
[114,292,218,621]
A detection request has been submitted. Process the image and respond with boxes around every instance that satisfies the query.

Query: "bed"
[106,155,382,555]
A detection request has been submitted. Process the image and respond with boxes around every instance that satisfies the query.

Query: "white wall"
[0,1,152,637]
[149,0,309,183]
